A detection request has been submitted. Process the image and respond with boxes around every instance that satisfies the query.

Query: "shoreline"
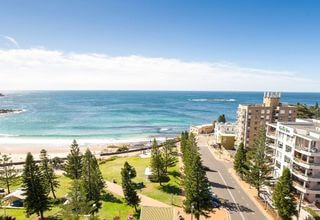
[0,136,171,162]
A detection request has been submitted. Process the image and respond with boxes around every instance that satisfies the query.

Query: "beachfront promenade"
[197,135,268,220]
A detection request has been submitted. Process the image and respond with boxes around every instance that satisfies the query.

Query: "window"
[276,151,282,159]
[284,156,291,163]
[266,115,270,120]
[261,110,265,114]
[278,142,283,149]
[280,109,285,114]
[289,110,292,114]
[266,109,270,114]
[285,145,292,153]
[276,161,281,169]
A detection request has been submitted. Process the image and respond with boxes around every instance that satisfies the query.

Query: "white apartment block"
[266,119,320,203]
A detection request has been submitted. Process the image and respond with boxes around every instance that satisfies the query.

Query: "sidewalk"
[105,181,169,207]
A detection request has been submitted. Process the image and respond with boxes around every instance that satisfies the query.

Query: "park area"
[0,155,184,220]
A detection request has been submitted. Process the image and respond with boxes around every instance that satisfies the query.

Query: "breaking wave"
[189,98,236,102]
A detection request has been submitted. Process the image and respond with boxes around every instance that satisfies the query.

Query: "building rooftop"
[140,206,173,220]
[273,119,320,140]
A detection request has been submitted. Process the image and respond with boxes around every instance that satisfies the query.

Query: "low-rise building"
[3,188,26,207]
[213,122,236,149]
[266,119,320,203]
[190,123,214,135]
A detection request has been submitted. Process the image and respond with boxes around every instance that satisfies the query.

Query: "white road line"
[218,171,246,220]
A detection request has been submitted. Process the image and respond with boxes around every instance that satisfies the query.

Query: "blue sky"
[0,0,319,91]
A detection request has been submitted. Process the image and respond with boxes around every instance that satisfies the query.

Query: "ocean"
[0,91,319,144]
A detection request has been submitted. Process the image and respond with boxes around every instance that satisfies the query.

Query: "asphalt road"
[198,140,268,220]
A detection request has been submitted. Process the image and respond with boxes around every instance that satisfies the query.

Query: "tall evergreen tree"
[81,149,104,214]
[180,131,189,161]
[65,140,82,179]
[121,162,140,212]
[22,153,50,219]
[246,128,273,195]
[162,140,177,173]
[150,139,166,185]
[39,149,60,199]
[63,180,94,218]
[272,168,297,220]
[0,154,17,194]
[183,133,198,173]
[184,153,212,220]
[233,143,247,179]
[217,114,226,123]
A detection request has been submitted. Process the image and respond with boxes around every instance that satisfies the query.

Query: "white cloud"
[1,36,20,48]
[0,48,318,91]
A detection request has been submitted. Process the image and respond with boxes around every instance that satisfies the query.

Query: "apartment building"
[236,92,297,147]
[266,119,320,203]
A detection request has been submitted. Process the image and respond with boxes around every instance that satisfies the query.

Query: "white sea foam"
[189,98,236,102]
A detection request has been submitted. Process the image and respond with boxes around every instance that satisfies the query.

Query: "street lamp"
[297,193,303,220]
[191,204,194,220]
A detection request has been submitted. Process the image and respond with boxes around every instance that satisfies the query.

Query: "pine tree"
[121,162,140,212]
[246,128,273,195]
[272,168,297,220]
[63,180,94,218]
[233,143,247,179]
[162,139,177,174]
[22,153,50,219]
[0,154,17,194]
[217,114,226,123]
[65,140,82,179]
[184,153,212,220]
[150,139,166,185]
[39,149,60,199]
[81,149,104,214]
[183,133,198,173]
[180,132,189,161]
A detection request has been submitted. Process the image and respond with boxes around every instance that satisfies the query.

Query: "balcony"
[268,144,276,150]
[293,157,320,169]
[293,181,307,194]
[292,167,320,182]
[295,145,320,156]
[266,131,276,139]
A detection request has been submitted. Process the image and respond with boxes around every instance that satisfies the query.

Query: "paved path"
[105,181,169,207]
[197,136,269,220]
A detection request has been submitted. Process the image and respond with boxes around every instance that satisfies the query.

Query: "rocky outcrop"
[0,109,23,114]
[0,93,4,97]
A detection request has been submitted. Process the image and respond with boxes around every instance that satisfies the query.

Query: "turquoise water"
[0,91,319,143]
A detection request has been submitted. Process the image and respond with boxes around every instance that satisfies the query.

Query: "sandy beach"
[0,137,167,162]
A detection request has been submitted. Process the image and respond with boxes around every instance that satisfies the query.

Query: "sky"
[0,0,319,91]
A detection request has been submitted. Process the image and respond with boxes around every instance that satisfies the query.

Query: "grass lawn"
[99,156,184,207]
[1,175,137,220]
[1,155,183,219]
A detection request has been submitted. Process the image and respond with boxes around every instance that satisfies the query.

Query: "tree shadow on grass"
[160,184,182,195]
[101,192,123,204]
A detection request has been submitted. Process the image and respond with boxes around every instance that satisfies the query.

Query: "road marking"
[218,171,246,220]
